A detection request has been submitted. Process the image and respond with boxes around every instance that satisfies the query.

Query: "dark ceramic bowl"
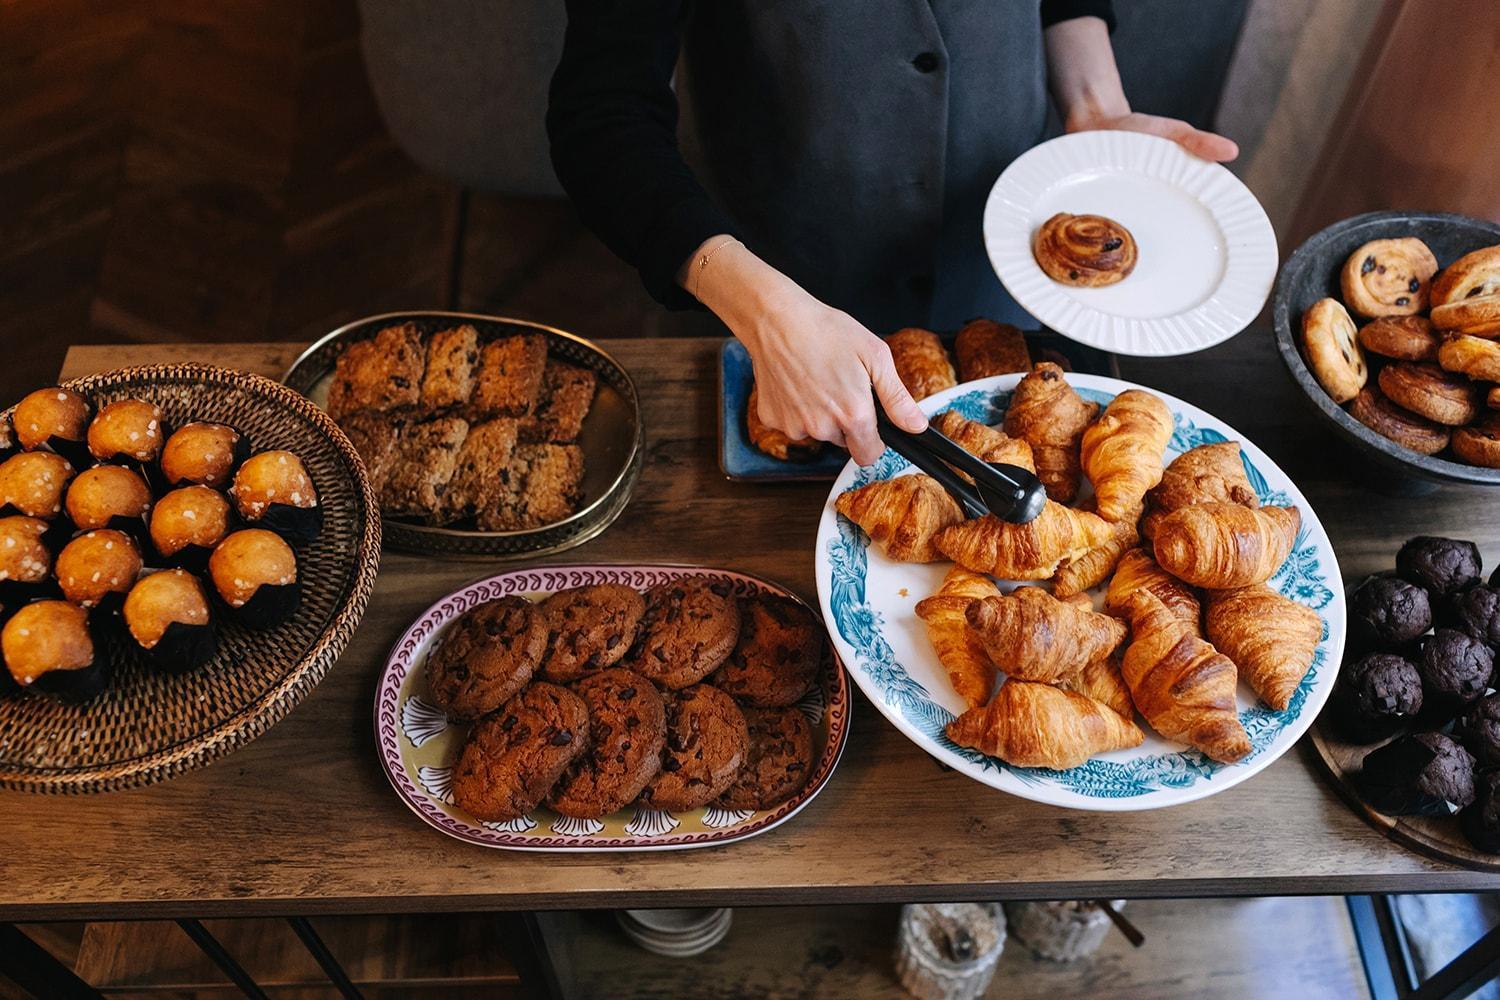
[1273,210,1500,488]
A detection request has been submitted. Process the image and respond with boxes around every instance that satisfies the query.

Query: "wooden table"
[2,331,1495,923]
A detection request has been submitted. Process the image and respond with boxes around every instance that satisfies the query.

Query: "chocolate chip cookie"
[626,577,741,690]
[537,584,646,682]
[548,668,666,818]
[424,596,548,720]
[640,684,748,811]
[450,682,590,822]
[718,705,815,811]
[713,595,822,707]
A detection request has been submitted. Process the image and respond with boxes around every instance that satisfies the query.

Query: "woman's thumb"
[868,352,927,433]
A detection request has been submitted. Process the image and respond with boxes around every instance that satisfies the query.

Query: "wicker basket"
[1003,900,1125,962]
[0,364,382,793]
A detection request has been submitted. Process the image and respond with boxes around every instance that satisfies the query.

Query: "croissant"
[1080,389,1174,522]
[1121,590,1251,763]
[1105,547,1202,634]
[915,567,1002,710]
[1051,501,1139,598]
[1152,503,1301,590]
[946,680,1143,770]
[834,474,962,563]
[1002,363,1098,503]
[954,319,1031,381]
[1141,441,1260,540]
[886,327,956,401]
[964,586,1127,684]
[1204,585,1322,711]
[933,501,1114,580]
[1058,649,1135,720]
[933,410,1035,474]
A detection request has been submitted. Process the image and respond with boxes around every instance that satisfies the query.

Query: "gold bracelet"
[693,238,741,300]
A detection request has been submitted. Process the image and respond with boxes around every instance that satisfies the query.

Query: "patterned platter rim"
[375,564,851,852]
[282,311,645,557]
[814,372,1346,812]
[0,364,382,793]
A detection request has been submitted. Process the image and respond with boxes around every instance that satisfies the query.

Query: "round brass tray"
[283,312,644,558]
[0,364,382,794]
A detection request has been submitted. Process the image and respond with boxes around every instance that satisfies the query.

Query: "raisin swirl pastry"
[1032,213,1137,287]
[1339,238,1438,318]
[1432,251,1500,336]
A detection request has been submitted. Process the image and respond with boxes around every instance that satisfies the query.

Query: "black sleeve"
[1041,0,1116,30]
[546,0,737,310]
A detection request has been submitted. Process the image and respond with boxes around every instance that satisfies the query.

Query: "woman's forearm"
[1043,16,1129,129]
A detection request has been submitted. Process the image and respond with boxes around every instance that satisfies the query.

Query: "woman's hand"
[1066,109,1238,163]
[684,236,927,465]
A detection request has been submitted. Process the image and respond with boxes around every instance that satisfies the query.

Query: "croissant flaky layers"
[946,680,1143,770]
[915,567,1002,711]
[934,501,1115,580]
[1205,585,1322,711]
[1151,503,1301,590]
[964,586,1127,684]
[1081,389,1174,522]
[1003,363,1098,504]
[835,474,962,563]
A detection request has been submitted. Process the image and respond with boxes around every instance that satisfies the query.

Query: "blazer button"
[912,52,940,73]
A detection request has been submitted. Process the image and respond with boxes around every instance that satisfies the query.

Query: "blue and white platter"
[814,372,1345,811]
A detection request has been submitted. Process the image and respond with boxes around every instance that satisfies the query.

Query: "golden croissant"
[1141,441,1259,540]
[915,567,1002,710]
[946,680,1143,770]
[1204,585,1322,711]
[964,586,1127,684]
[1080,389,1175,522]
[1104,547,1202,635]
[933,410,1035,475]
[835,474,963,563]
[933,501,1115,580]
[1121,591,1251,763]
[886,327,956,401]
[1058,649,1135,720]
[1152,503,1301,590]
[1051,501,1139,598]
[1002,363,1098,503]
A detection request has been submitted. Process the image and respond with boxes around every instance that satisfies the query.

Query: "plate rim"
[983,130,1277,358]
[814,371,1345,812]
[374,562,851,852]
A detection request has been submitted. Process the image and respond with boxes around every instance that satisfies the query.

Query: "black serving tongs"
[872,393,1047,524]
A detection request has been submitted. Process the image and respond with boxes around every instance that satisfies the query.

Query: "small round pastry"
[1438,334,1500,382]
[1340,237,1439,318]
[1301,298,1366,403]
[0,516,54,587]
[148,485,231,569]
[87,398,166,464]
[1462,771,1500,853]
[1357,731,1475,817]
[1442,585,1500,646]
[160,422,246,489]
[1455,694,1500,769]
[3,600,105,700]
[423,595,546,720]
[122,569,216,671]
[1398,536,1481,596]
[229,450,322,543]
[1377,362,1483,426]
[55,529,141,610]
[208,529,300,628]
[64,465,151,533]
[1349,573,1431,648]
[0,451,75,519]
[1432,295,1500,337]
[1347,387,1450,455]
[13,387,92,456]
[1032,212,1137,287]
[1330,652,1424,743]
[1451,414,1500,469]
[1432,245,1500,306]
[1357,316,1440,361]
[1419,628,1494,719]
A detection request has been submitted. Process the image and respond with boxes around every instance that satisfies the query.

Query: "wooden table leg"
[0,923,102,1000]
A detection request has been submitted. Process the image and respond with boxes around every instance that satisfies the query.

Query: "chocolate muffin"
[1329,652,1424,743]
[1419,628,1494,719]
[536,584,646,683]
[1397,536,1482,597]
[1349,573,1432,649]
[641,684,749,812]
[1455,694,1500,769]
[1357,732,1476,816]
[1462,771,1500,853]
[424,596,547,720]
[450,682,590,822]
[626,577,742,690]
[1442,586,1500,647]
[714,595,822,707]
[548,668,667,819]
[718,705,816,811]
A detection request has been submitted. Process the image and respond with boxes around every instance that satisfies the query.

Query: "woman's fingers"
[1114,113,1238,163]
[866,344,928,434]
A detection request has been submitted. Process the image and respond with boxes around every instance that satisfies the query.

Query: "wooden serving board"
[1309,722,1500,873]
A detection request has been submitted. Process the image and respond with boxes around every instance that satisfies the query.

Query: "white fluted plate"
[983,130,1276,357]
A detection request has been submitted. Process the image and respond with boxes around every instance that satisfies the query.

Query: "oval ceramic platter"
[983,130,1277,357]
[814,373,1345,811]
[377,564,850,851]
